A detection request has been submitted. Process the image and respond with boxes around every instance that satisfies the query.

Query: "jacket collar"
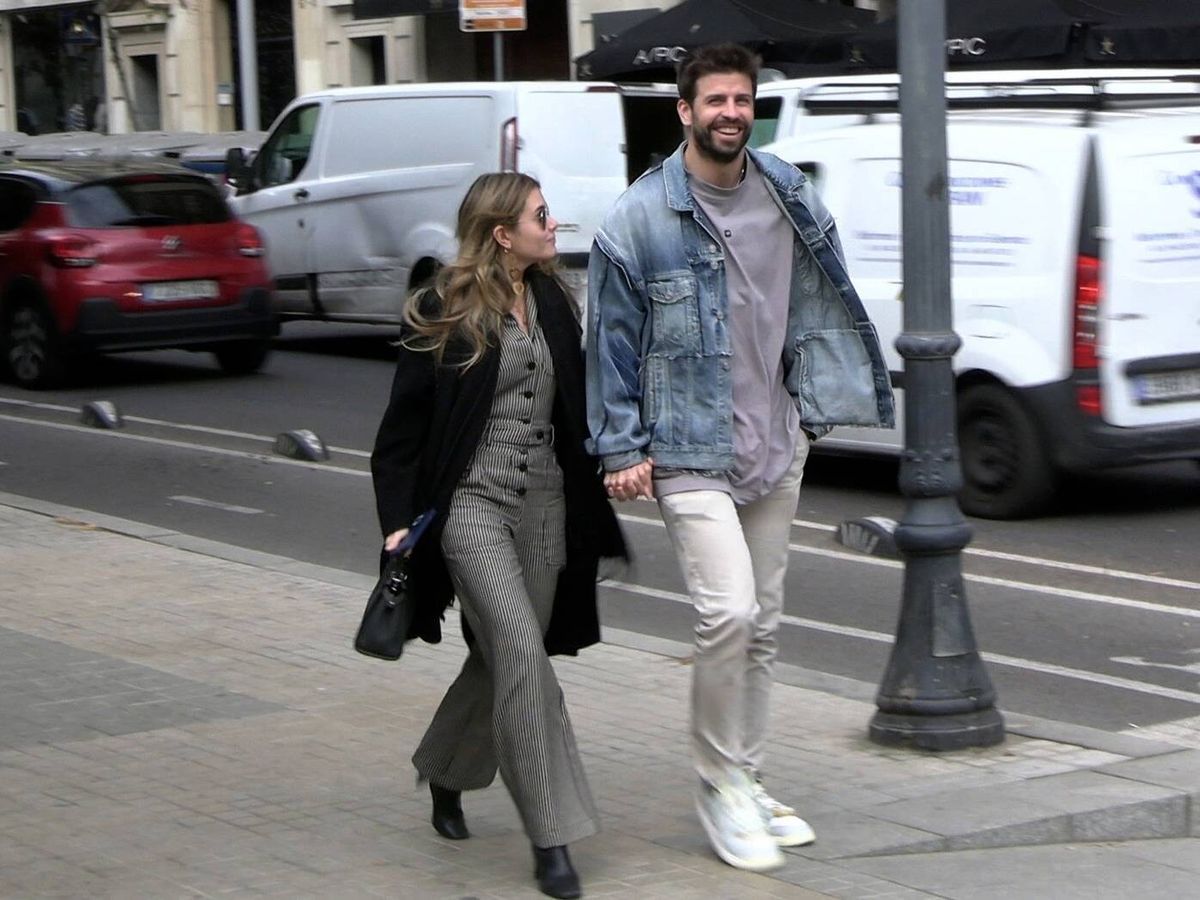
[663,142,799,212]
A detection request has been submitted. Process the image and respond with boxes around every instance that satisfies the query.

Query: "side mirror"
[224,147,251,193]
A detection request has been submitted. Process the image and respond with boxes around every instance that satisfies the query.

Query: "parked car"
[760,74,1200,518]
[225,81,680,322]
[0,158,277,388]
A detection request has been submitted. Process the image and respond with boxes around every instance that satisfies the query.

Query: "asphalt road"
[4,322,1200,735]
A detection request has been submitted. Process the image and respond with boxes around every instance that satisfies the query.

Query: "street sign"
[459,0,526,32]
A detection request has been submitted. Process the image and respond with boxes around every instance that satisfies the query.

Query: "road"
[4,322,1200,736]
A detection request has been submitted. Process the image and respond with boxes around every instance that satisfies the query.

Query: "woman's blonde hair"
[402,172,548,367]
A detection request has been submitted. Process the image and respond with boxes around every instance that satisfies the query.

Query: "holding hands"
[604,459,655,502]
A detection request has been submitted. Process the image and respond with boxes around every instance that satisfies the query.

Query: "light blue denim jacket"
[585,144,895,473]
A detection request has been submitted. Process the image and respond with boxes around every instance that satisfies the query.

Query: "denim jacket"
[585,144,895,473]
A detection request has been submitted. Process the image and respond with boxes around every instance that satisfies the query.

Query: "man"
[585,43,894,872]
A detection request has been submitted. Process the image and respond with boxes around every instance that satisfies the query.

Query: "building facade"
[0,0,885,134]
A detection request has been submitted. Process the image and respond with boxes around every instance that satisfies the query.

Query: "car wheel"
[957,383,1057,519]
[213,340,271,375]
[4,299,65,389]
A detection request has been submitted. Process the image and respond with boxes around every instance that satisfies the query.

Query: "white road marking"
[169,495,264,515]
[616,512,1200,620]
[0,397,370,457]
[788,515,1200,591]
[1111,655,1200,677]
[0,413,368,476]
[602,579,1200,706]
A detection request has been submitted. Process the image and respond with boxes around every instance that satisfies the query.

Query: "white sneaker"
[695,775,785,871]
[745,769,816,847]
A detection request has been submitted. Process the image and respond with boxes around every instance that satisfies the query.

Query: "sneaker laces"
[746,771,796,818]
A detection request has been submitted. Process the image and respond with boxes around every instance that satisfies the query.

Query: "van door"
[231,103,323,316]
[1097,118,1200,427]
[306,92,498,321]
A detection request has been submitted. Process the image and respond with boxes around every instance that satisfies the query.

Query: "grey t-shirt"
[655,160,800,504]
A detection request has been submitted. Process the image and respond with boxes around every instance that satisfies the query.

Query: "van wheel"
[213,341,271,375]
[957,383,1057,519]
[4,299,65,389]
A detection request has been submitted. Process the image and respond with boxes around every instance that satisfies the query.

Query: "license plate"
[142,280,220,303]
[1132,369,1200,404]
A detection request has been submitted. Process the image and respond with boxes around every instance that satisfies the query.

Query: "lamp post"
[868,0,1005,751]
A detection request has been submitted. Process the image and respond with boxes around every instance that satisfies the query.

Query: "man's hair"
[676,43,762,105]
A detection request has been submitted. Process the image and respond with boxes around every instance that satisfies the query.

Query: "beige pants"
[658,437,809,786]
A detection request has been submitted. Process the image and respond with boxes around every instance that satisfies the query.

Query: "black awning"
[575,0,874,82]
[848,0,1081,69]
[1070,0,1200,63]
[351,0,456,21]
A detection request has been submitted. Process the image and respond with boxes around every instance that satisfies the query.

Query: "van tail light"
[236,222,265,257]
[1073,254,1102,415]
[500,116,518,172]
[45,234,99,268]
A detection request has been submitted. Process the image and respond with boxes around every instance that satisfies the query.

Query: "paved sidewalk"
[4,494,1200,899]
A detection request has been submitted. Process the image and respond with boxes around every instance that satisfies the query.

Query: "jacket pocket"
[646,275,702,358]
[791,328,880,425]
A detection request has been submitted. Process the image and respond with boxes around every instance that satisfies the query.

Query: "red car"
[0,159,277,388]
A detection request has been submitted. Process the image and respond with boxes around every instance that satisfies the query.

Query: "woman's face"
[502,188,557,270]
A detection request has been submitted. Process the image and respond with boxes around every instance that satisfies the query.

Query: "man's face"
[678,72,755,165]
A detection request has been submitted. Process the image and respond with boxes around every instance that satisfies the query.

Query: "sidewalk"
[4,493,1200,899]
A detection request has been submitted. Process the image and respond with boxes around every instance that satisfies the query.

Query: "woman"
[371,173,625,900]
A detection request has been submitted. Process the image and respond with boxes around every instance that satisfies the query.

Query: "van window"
[256,104,320,187]
[322,95,496,177]
[750,96,783,148]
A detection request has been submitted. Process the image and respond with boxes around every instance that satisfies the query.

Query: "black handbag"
[354,554,416,660]
[354,510,435,660]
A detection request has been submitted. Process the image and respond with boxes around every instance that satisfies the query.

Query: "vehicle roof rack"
[796,75,1200,115]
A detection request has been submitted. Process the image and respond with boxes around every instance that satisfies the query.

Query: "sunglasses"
[521,206,550,230]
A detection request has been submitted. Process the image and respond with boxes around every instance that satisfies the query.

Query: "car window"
[64,176,231,227]
[750,96,782,148]
[255,104,320,187]
[0,178,38,231]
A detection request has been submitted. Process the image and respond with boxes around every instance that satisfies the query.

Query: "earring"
[503,248,523,295]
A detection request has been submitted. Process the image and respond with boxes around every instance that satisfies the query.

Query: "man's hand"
[604,459,655,501]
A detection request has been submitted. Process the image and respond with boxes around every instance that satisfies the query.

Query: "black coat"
[371,269,626,656]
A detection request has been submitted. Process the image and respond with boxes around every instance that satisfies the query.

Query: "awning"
[575,0,874,82]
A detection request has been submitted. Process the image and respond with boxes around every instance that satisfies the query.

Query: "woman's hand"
[383,528,410,553]
[604,459,655,501]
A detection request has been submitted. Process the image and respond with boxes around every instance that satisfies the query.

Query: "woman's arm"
[370,337,436,538]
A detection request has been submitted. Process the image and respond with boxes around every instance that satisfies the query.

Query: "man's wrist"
[603,450,647,472]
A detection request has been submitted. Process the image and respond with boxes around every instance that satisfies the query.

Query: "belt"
[481,422,555,447]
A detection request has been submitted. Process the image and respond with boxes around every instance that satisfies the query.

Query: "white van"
[761,78,1200,518]
[227,81,679,321]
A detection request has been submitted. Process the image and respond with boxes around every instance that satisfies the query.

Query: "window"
[0,179,38,231]
[750,96,783,148]
[65,177,230,227]
[254,104,320,187]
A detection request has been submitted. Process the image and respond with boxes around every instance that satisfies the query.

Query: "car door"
[230,102,323,316]
[0,177,40,287]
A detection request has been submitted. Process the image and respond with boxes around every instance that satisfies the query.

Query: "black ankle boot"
[429,783,469,840]
[532,844,581,899]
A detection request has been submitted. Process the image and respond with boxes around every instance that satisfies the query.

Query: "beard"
[691,117,750,165]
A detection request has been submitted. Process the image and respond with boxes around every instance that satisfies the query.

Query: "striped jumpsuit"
[412,294,600,848]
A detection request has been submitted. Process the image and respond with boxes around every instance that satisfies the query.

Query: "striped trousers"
[411,431,600,848]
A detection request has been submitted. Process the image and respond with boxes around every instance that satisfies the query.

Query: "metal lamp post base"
[869,707,1005,751]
